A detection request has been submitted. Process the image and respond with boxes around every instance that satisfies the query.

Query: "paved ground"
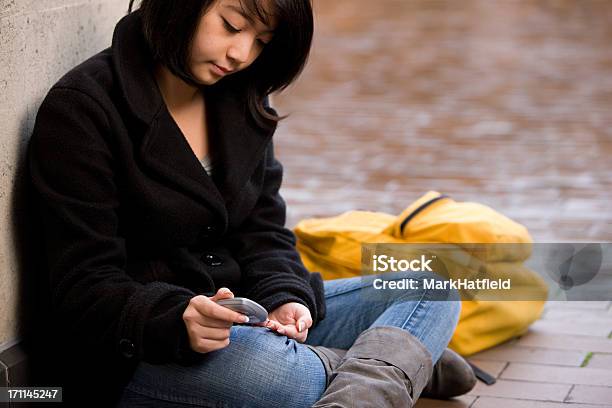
[273,0,612,406]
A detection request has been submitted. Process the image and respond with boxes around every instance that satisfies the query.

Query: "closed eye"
[222,18,241,33]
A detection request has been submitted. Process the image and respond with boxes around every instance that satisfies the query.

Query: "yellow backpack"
[294,191,548,356]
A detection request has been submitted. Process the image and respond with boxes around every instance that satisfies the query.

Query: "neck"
[154,64,201,109]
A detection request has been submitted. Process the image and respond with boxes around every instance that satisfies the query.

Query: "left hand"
[259,302,313,343]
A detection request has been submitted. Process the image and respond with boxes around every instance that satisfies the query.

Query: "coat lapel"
[138,107,228,220]
[205,83,276,210]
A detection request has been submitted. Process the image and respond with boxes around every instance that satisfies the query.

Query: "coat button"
[202,253,223,266]
[119,339,135,359]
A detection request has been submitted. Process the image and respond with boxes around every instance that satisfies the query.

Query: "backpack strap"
[399,194,450,234]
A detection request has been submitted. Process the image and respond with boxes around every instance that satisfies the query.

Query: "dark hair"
[127,0,313,128]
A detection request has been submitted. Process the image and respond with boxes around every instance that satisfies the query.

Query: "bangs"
[239,0,276,29]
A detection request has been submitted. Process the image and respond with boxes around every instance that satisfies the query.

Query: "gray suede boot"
[311,327,433,408]
[308,346,477,400]
[306,346,347,387]
[421,348,477,399]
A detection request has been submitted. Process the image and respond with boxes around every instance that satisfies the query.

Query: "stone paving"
[272,0,612,406]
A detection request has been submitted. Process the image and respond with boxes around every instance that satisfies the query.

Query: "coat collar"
[111,11,277,225]
[111,10,162,125]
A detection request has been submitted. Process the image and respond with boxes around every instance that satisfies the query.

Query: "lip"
[212,63,233,75]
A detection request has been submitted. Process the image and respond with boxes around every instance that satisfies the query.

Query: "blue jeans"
[117,272,461,407]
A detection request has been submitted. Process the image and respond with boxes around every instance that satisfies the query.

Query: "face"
[188,0,276,85]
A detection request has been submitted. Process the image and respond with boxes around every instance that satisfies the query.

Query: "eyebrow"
[224,4,275,35]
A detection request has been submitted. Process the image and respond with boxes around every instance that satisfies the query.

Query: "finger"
[253,319,279,330]
[191,337,231,354]
[278,324,308,343]
[209,287,234,302]
[188,325,231,341]
[276,323,300,339]
[263,319,282,331]
[186,311,234,329]
[254,318,274,328]
[191,295,249,324]
[199,316,234,329]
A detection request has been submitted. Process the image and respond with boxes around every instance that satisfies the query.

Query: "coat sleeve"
[28,87,196,364]
[225,140,327,325]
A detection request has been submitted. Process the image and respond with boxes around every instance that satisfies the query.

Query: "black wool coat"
[27,11,325,406]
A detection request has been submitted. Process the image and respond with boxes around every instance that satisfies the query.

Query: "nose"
[227,35,254,66]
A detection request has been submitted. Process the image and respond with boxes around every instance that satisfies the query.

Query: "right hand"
[183,287,249,354]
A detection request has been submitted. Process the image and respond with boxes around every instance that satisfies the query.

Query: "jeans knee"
[228,327,326,407]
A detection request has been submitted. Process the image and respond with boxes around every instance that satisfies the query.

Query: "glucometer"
[216,297,268,324]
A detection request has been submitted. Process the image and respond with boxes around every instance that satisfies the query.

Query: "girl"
[28,0,474,406]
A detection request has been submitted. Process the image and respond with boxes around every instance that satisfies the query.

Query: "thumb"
[209,287,234,302]
[296,316,312,333]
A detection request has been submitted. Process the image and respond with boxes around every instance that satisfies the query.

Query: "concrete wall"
[0,0,127,352]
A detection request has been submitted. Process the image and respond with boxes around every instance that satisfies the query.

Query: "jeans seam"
[398,287,429,331]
